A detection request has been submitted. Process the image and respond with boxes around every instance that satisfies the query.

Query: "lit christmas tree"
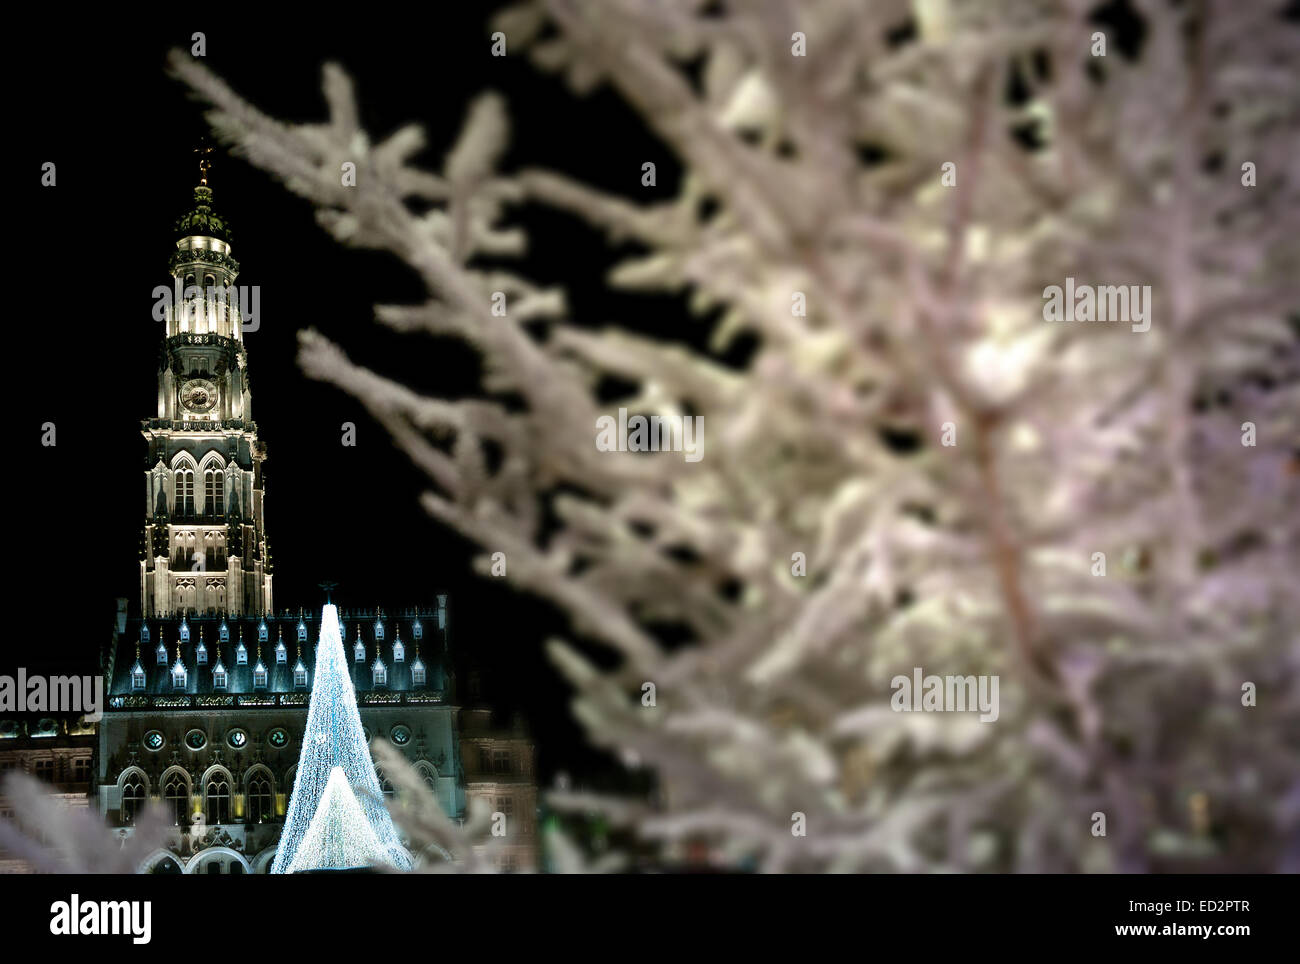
[285,767,392,873]
[271,604,412,873]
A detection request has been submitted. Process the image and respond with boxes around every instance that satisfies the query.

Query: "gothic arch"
[137,848,185,874]
[199,764,235,824]
[251,846,278,874]
[116,765,151,795]
[198,450,226,472]
[184,846,251,875]
[169,452,198,471]
[414,761,439,792]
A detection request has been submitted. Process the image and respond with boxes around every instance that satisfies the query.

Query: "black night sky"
[13,6,686,788]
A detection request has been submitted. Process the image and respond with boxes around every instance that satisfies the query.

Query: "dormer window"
[219,620,229,643]
[236,642,248,665]
[196,640,208,665]
[258,620,268,643]
[141,624,151,644]
[354,631,365,663]
[275,640,287,664]
[372,655,387,688]
[297,620,308,643]
[172,658,187,690]
[179,618,190,642]
[411,659,426,687]
[156,641,168,665]
[131,661,146,691]
[412,619,423,641]
[393,637,405,663]
[374,619,384,641]
[213,661,227,690]
[253,658,267,689]
[293,659,308,688]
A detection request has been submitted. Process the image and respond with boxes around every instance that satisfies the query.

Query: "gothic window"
[172,662,187,690]
[354,635,365,662]
[374,619,384,641]
[293,662,308,688]
[297,621,308,643]
[213,664,227,689]
[121,774,146,824]
[163,772,189,825]
[419,767,437,793]
[258,621,268,643]
[219,621,229,643]
[253,660,267,689]
[412,619,423,641]
[179,620,190,642]
[196,641,207,665]
[205,774,231,824]
[131,663,146,691]
[245,773,273,823]
[376,770,395,798]
[236,643,248,665]
[175,469,195,517]
[372,658,387,688]
[411,660,426,687]
[393,639,405,663]
[275,640,287,664]
[204,468,224,516]
[156,641,167,665]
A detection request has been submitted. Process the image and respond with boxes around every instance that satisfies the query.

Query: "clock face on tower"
[180,378,218,414]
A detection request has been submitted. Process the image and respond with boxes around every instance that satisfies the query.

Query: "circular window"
[226,727,248,750]
[185,729,207,751]
[390,724,411,747]
[267,727,290,750]
[143,730,165,752]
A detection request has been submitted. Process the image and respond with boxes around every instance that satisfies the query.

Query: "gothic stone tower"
[140,163,272,617]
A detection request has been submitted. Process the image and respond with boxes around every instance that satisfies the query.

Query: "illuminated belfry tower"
[140,150,273,616]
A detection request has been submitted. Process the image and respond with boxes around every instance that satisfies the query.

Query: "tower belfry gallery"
[77,164,539,873]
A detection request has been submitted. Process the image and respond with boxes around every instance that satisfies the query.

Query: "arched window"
[175,468,195,517]
[416,765,437,794]
[375,770,395,798]
[246,773,273,823]
[204,468,224,516]
[121,774,146,824]
[163,772,189,825]
[205,774,231,824]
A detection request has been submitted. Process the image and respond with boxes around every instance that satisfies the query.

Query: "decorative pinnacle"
[194,142,214,187]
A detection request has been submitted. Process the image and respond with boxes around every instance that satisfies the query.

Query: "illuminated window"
[372,657,387,687]
[275,640,286,664]
[156,641,167,665]
[213,663,227,690]
[175,469,194,517]
[354,634,365,662]
[293,661,307,688]
[205,775,231,824]
[131,662,146,691]
[253,660,267,689]
[411,660,426,687]
[246,774,273,823]
[196,640,207,665]
[172,661,187,690]
[393,639,405,663]
[204,468,224,516]
[236,643,247,665]
[121,775,146,824]
[163,773,189,825]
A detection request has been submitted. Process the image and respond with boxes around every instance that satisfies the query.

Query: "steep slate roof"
[107,609,447,705]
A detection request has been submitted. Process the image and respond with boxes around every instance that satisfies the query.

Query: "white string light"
[271,604,412,873]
